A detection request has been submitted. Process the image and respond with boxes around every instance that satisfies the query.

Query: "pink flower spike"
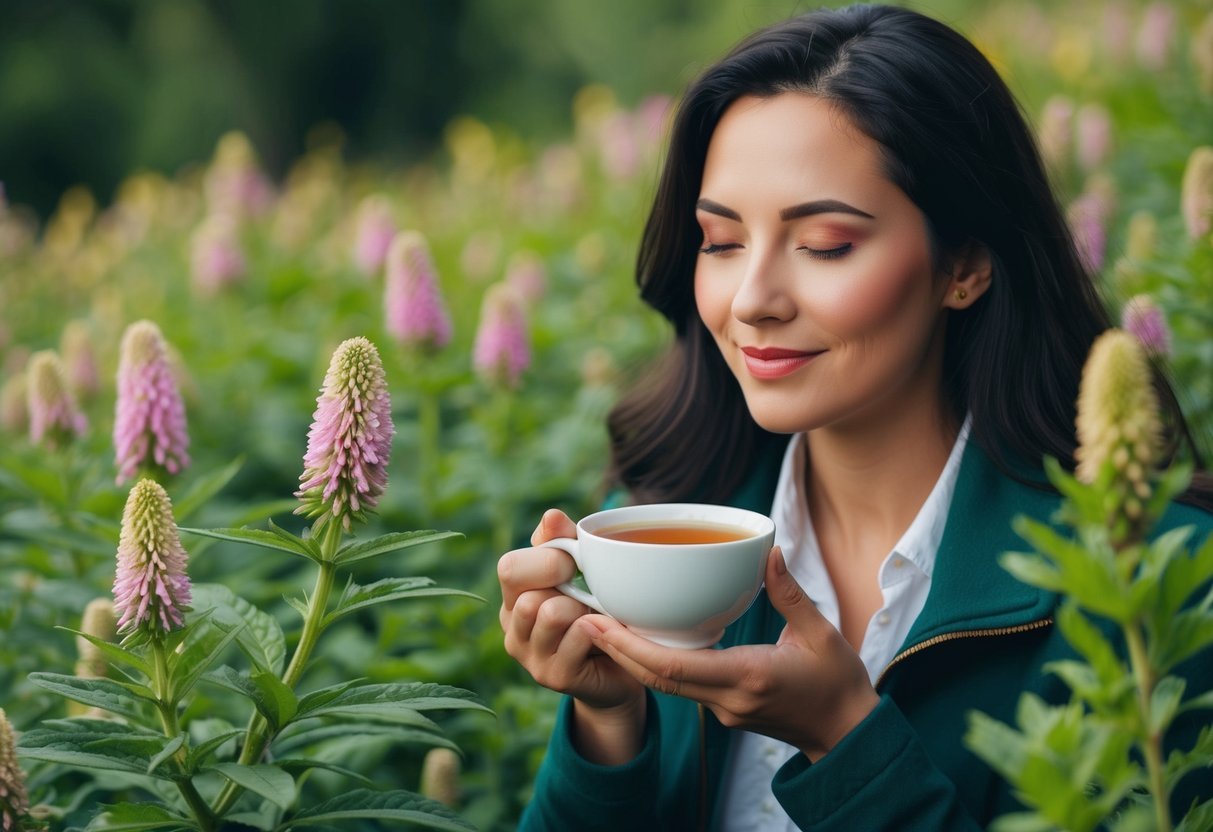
[113,479,192,635]
[190,213,247,295]
[296,337,394,531]
[1067,193,1109,274]
[114,320,191,485]
[27,350,87,449]
[473,283,531,389]
[1121,295,1172,356]
[384,231,453,349]
[352,195,397,275]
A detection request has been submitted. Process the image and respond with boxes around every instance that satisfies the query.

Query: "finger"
[498,545,579,609]
[583,616,742,700]
[530,508,577,546]
[529,594,593,657]
[765,547,826,631]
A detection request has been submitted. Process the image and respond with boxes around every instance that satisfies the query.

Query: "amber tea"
[595,522,754,545]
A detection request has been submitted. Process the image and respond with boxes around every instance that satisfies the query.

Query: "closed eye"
[699,242,741,255]
[802,243,852,260]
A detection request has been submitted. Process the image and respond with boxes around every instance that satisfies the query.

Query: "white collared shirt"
[718,418,971,831]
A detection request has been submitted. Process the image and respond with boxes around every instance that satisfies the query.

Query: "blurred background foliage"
[1,0,1211,829]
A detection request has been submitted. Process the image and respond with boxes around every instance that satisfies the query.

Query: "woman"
[497,6,1213,830]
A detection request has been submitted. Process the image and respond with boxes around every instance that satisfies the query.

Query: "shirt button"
[892,557,905,568]
[877,612,891,626]
[761,798,776,814]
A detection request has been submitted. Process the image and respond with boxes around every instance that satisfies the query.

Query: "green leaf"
[17,719,174,779]
[1174,796,1213,832]
[965,710,1029,784]
[1166,724,1213,788]
[282,789,475,830]
[269,518,322,560]
[1054,603,1124,685]
[294,678,363,714]
[171,619,245,703]
[323,577,483,627]
[333,530,463,567]
[146,732,186,776]
[1150,676,1187,734]
[188,728,245,769]
[56,627,151,677]
[172,457,244,523]
[178,525,319,562]
[294,682,492,725]
[209,762,297,810]
[27,672,158,725]
[203,666,297,730]
[190,583,286,675]
[273,722,457,757]
[86,803,197,831]
[275,757,375,785]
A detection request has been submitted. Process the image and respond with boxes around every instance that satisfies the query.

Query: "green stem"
[210,521,342,817]
[1124,623,1171,832]
[418,390,442,518]
[151,640,217,832]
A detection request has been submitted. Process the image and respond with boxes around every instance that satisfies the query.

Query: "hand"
[498,509,647,762]
[577,546,879,762]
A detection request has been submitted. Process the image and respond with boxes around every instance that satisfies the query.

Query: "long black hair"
[607,4,1212,509]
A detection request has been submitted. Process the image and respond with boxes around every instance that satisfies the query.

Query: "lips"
[740,346,823,379]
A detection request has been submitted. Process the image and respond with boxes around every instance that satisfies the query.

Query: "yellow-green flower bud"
[420,747,461,808]
[1075,330,1163,537]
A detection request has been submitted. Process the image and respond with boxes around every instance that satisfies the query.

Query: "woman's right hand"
[498,509,647,763]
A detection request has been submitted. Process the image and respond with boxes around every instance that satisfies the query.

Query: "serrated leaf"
[269,518,322,560]
[27,672,158,725]
[146,732,186,776]
[294,678,364,714]
[17,720,173,779]
[56,627,151,676]
[294,682,492,725]
[323,577,483,627]
[1150,676,1186,734]
[273,722,456,756]
[179,526,319,562]
[282,789,475,830]
[172,457,244,523]
[172,619,245,703]
[333,531,463,567]
[203,666,297,730]
[210,762,297,810]
[1174,796,1213,832]
[190,583,286,675]
[86,802,196,831]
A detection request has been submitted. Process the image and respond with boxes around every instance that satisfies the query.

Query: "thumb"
[765,546,821,627]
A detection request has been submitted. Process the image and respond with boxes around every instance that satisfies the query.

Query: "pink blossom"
[60,319,100,400]
[504,250,547,306]
[599,111,640,179]
[384,231,452,349]
[0,707,28,832]
[473,283,530,388]
[352,195,397,275]
[113,479,192,634]
[1037,96,1075,170]
[203,131,274,219]
[1068,193,1109,274]
[190,213,247,295]
[1121,295,1172,356]
[1136,2,1175,71]
[27,350,87,449]
[296,337,394,531]
[1075,104,1112,173]
[114,320,191,485]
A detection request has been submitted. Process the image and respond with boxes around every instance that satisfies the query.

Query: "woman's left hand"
[576,546,881,762]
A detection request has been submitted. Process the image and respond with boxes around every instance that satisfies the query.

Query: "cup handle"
[545,537,609,615]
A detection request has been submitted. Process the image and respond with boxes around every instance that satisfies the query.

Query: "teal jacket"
[518,441,1213,830]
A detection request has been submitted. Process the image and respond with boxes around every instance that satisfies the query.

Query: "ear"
[941,241,992,310]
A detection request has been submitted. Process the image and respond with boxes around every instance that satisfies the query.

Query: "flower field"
[1,1,1211,829]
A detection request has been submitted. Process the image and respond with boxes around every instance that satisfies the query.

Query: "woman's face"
[694,93,957,436]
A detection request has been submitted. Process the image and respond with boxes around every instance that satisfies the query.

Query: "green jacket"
[519,441,1213,831]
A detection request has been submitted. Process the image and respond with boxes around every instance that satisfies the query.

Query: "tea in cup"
[546,503,776,649]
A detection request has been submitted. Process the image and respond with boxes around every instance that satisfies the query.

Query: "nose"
[730,247,797,325]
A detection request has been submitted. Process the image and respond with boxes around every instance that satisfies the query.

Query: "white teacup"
[546,503,776,649]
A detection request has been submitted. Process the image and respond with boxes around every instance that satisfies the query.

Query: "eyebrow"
[695,198,874,222]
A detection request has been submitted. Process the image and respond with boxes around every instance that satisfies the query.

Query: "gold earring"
[954,288,968,301]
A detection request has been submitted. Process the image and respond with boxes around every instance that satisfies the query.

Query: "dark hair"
[608,4,1212,510]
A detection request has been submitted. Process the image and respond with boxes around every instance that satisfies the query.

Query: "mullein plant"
[17,336,486,830]
[965,330,1213,832]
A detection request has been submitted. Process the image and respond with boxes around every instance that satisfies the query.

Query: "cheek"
[693,269,731,332]
[815,254,932,340]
